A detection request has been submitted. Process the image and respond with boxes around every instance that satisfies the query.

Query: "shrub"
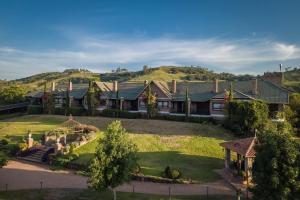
[0,152,8,168]
[0,139,9,145]
[68,107,86,116]
[52,153,79,168]
[164,166,182,179]
[101,109,141,119]
[18,142,28,152]
[27,105,43,114]
[54,107,65,115]
[7,143,20,156]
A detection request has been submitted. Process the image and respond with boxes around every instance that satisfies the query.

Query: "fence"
[0,181,251,200]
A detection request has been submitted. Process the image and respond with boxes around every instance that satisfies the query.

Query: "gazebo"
[220,137,257,183]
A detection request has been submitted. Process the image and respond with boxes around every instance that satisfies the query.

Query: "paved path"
[0,160,235,196]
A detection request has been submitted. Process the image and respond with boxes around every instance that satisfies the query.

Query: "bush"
[0,139,9,145]
[7,143,20,156]
[0,152,8,168]
[154,114,215,124]
[68,107,86,116]
[52,153,79,168]
[54,107,65,115]
[18,142,28,152]
[164,166,182,179]
[27,105,43,114]
[101,109,141,119]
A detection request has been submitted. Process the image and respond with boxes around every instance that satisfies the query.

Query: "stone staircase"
[18,146,54,164]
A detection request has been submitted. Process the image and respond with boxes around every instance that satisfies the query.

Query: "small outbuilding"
[220,137,257,184]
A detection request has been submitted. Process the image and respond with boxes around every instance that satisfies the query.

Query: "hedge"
[27,105,43,114]
[101,109,141,119]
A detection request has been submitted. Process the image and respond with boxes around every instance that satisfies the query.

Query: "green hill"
[3,66,300,92]
[283,68,300,92]
[6,69,100,91]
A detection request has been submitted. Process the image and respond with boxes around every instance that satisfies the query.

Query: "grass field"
[0,115,234,183]
[0,189,242,200]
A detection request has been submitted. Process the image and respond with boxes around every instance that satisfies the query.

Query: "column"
[27,132,34,148]
[187,98,191,117]
[225,148,231,168]
[120,97,124,110]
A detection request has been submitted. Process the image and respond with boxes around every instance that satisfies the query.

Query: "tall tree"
[251,131,300,200]
[87,81,98,116]
[146,84,157,119]
[88,121,138,200]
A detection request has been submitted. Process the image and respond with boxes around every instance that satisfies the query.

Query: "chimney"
[113,81,118,92]
[171,79,177,94]
[251,78,258,95]
[68,80,72,91]
[262,72,283,86]
[51,82,56,92]
[213,79,219,93]
[144,80,149,86]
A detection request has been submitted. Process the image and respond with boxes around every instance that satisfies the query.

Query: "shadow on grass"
[73,151,224,183]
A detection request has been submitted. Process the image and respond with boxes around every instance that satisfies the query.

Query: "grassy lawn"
[0,115,235,183]
[0,189,242,200]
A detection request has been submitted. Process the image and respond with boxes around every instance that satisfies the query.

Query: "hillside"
[283,68,300,92]
[5,69,100,91]
[2,66,300,92]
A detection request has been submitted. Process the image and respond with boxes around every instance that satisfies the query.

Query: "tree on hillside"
[251,131,300,200]
[88,121,138,200]
[0,85,27,104]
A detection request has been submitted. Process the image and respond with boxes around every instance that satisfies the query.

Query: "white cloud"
[0,36,300,79]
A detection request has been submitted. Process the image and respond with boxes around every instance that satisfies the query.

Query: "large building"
[28,72,289,117]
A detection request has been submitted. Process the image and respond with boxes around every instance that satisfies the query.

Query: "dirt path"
[0,160,235,196]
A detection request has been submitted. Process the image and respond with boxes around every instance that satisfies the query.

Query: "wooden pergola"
[220,137,256,183]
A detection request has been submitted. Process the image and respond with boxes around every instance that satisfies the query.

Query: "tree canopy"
[0,85,27,105]
[88,121,138,194]
[252,132,300,200]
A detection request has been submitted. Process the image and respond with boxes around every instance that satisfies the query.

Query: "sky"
[0,0,300,80]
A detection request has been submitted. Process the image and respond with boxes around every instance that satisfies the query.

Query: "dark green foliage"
[27,105,43,114]
[88,121,138,190]
[54,107,66,115]
[225,100,269,136]
[101,109,141,119]
[154,114,216,124]
[251,132,300,200]
[164,166,182,179]
[87,81,99,116]
[52,153,79,168]
[0,85,27,105]
[0,152,8,168]
[185,88,189,120]
[288,93,300,136]
[68,106,86,116]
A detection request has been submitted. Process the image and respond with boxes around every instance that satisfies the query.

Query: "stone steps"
[17,147,53,164]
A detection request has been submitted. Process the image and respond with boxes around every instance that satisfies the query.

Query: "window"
[157,101,169,109]
[212,102,224,111]
[139,100,146,108]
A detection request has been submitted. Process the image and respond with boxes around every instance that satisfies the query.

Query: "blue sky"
[0,0,300,79]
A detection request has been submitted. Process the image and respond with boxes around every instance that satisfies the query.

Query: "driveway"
[0,160,235,196]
